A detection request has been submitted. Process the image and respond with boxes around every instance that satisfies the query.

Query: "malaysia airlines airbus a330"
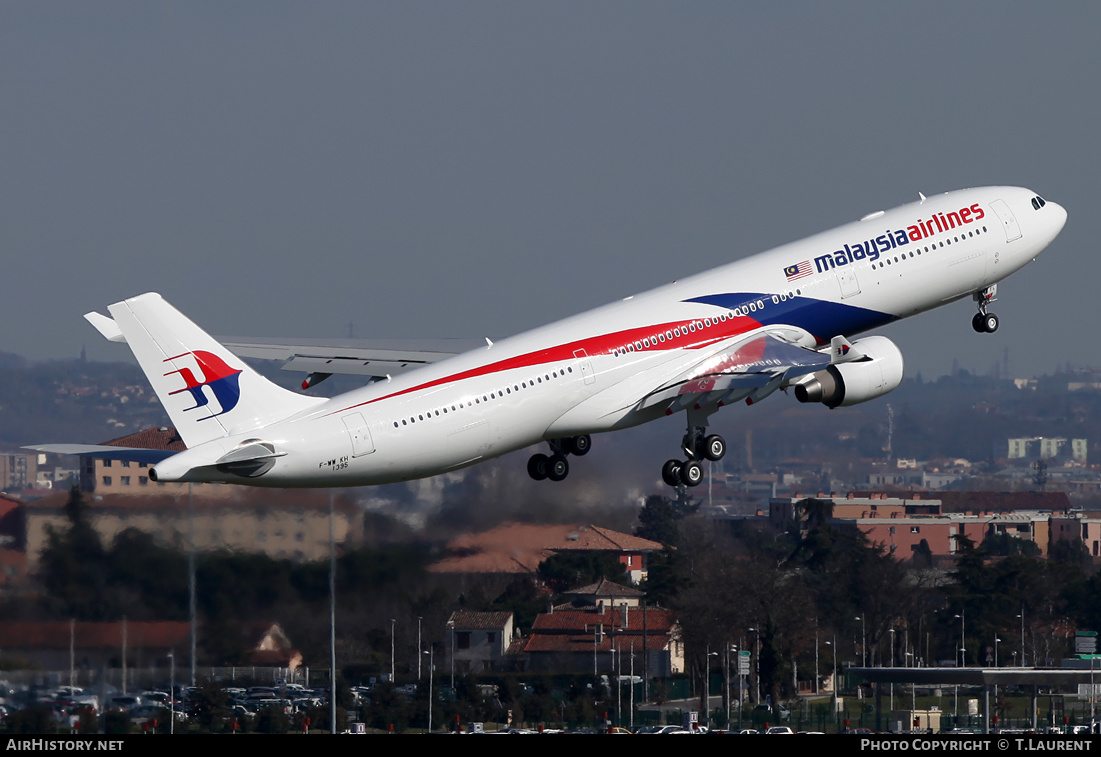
[35,187,1066,489]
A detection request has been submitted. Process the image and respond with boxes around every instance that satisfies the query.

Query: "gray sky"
[1,2,1093,378]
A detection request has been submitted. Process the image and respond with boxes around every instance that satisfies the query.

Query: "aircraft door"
[837,267,861,299]
[574,349,597,386]
[989,199,1022,242]
[342,412,375,457]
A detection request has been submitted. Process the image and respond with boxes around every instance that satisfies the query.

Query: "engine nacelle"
[793,335,904,408]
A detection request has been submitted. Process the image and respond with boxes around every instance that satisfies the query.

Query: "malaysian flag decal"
[784,261,813,281]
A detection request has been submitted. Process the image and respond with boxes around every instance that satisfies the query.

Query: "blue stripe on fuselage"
[683,293,896,343]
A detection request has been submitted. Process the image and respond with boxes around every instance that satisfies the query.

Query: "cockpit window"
[1031,196,1047,210]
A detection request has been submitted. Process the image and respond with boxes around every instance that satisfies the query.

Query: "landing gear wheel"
[662,459,682,487]
[972,313,986,333]
[567,435,592,456]
[547,455,569,482]
[680,460,704,487]
[983,313,999,333]
[703,434,726,462]
[527,453,549,481]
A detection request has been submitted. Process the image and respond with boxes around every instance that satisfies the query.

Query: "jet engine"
[793,336,904,408]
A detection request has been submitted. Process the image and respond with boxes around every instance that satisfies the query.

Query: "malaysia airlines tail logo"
[163,350,243,420]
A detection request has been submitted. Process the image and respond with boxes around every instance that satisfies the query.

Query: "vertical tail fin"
[100,293,323,447]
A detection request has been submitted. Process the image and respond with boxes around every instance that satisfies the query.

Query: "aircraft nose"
[1048,200,1068,235]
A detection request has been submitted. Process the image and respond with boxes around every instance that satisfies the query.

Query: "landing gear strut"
[527,435,591,482]
[661,412,726,488]
[972,285,999,333]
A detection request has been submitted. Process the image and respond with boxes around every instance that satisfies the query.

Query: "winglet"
[84,311,127,343]
[830,335,864,364]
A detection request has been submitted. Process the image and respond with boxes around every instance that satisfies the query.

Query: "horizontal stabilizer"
[84,312,126,342]
[24,444,179,465]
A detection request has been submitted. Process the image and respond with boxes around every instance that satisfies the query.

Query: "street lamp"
[422,647,434,733]
[855,616,866,667]
[814,622,820,695]
[447,620,455,690]
[168,650,175,735]
[953,611,966,667]
[1017,607,1027,666]
[747,627,761,705]
[705,648,718,728]
[390,618,396,683]
[905,652,916,713]
[888,628,895,712]
[724,644,734,729]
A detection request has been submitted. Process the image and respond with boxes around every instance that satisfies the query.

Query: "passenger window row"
[870,226,988,271]
[392,366,575,428]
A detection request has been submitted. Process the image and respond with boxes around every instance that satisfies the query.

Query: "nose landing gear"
[972,285,999,333]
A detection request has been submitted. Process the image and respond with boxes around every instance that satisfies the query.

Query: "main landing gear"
[972,285,999,333]
[661,421,726,488]
[527,435,591,482]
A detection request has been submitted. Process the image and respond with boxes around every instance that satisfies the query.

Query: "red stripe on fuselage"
[324,313,764,416]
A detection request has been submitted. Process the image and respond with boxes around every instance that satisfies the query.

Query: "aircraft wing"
[633,329,855,415]
[217,336,487,379]
[83,310,484,380]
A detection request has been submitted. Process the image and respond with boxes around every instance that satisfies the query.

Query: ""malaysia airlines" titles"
[785,203,987,280]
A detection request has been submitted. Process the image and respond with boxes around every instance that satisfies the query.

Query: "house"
[561,577,644,610]
[429,523,664,584]
[523,604,682,676]
[446,611,515,673]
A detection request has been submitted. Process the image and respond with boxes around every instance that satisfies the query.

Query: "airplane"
[31,186,1066,490]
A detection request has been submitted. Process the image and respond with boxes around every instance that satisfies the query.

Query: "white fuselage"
[153,186,1066,486]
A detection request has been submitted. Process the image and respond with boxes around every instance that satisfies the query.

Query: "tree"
[188,677,232,731]
[635,493,698,546]
[982,532,1041,558]
[38,486,113,620]
[538,551,629,594]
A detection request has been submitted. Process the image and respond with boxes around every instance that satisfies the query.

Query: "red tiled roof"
[102,427,186,451]
[428,523,664,575]
[550,525,665,553]
[936,491,1072,514]
[0,494,22,519]
[532,607,675,634]
[523,633,669,654]
[447,611,513,630]
[524,607,677,654]
[0,621,189,650]
[567,578,643,598]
